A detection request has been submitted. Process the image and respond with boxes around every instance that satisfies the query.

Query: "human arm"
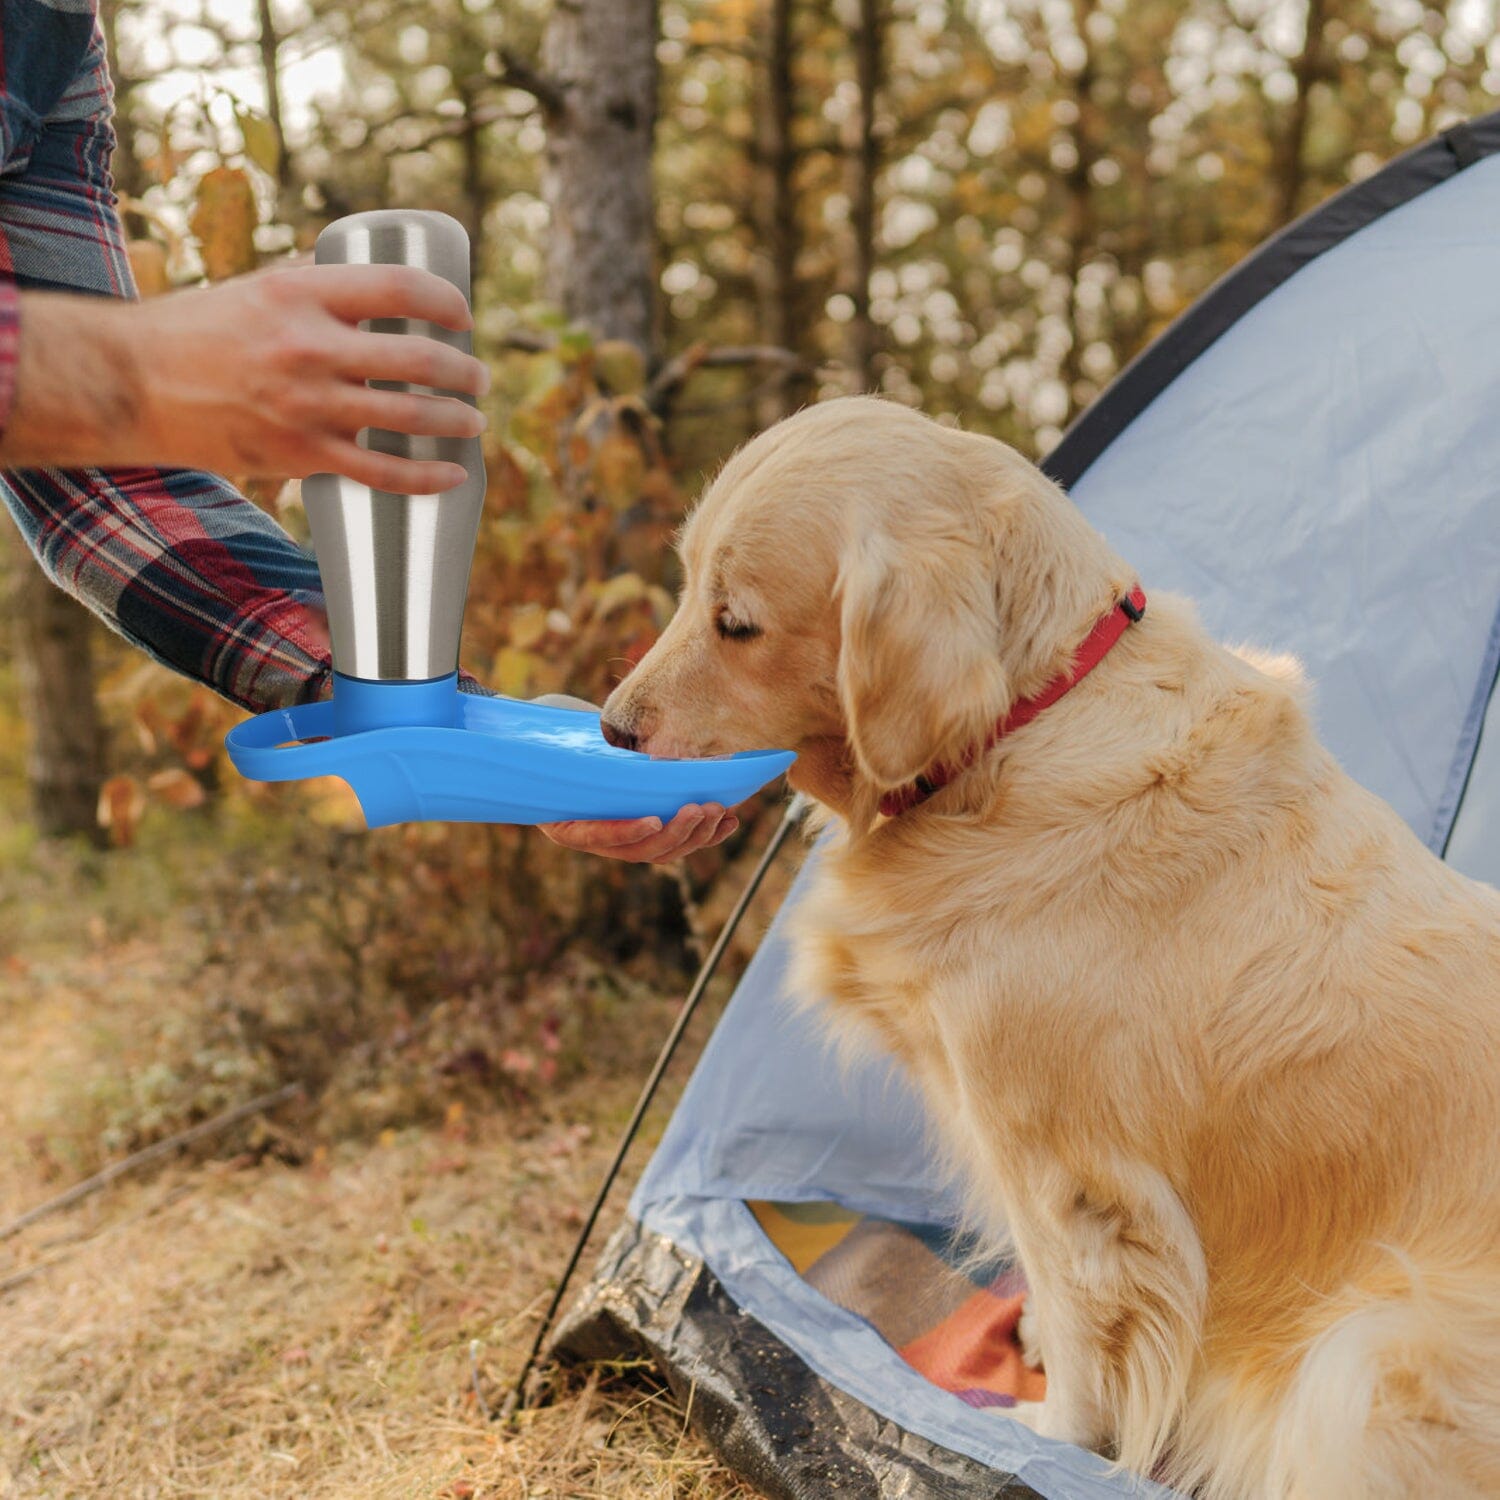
[1,22,731,856]
[0,25,469,710]
[0,23,334,710]
[0,267,488,492]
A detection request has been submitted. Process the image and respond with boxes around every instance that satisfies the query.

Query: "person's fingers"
[625,805,710,862]
[539,816,665,852]
[303,264,475,331]
[314,440,470,493]
[334,388,486,441]
[544,832,670,862]
[656,805,731,859]
[584,822,694,861]
[692,810,740,853]
[335,330,489,396]
[543,806,710,863]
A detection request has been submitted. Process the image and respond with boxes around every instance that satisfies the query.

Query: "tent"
[552,112,1500,1499]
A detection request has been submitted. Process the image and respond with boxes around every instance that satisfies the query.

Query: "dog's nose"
[601,719,639,752]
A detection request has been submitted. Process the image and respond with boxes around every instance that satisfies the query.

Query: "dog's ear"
[837,528,1011,791]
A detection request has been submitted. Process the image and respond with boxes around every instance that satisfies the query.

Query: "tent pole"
[504,792,810,1420]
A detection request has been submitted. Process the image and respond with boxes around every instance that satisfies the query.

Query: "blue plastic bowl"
[225,675,797,829]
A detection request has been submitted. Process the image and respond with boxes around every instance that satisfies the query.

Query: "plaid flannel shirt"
[0,1,330,712]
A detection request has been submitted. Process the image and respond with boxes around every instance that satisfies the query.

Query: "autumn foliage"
[47,110,783,1147]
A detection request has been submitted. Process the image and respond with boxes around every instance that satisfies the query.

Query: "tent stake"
[504,793,808,1421]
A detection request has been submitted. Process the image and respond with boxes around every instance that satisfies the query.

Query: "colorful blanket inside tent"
[749,1200,1048,1411]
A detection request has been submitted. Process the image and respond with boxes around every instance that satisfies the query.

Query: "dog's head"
[602,397,1122,818]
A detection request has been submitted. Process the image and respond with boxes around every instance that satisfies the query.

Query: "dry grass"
[0,699,810,1500]
[0,1076,756,1499]
[0,822,798,1499]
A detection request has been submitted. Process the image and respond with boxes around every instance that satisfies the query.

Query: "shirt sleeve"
[4,464,333,710]
[0,20,332,713]
[0,276,19,443]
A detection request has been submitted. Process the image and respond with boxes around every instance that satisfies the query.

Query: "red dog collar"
[878,585,1147,818]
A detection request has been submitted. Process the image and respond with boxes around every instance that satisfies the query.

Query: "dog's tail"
[1266,1251,1500,1499]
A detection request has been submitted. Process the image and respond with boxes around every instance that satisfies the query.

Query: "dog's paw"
[1017,1294,1044,1372]
[999,1399,1104,1450]
[1000,1398,1047,1431]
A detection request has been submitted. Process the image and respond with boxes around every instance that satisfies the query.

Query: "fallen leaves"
[97,774,145,848]
[189,165,259,281]
[147,768,207,810]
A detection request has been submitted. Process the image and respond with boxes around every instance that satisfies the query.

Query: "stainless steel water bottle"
[226,210,798,822]
[301,210,485,701]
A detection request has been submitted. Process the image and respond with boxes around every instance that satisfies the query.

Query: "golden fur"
[603,396,1500,1498]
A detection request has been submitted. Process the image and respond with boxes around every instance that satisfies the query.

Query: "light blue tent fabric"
[1069,150,1500,876]
[635,853,1175,1498]
[604,116,1500,1500]
[1448,683,1500,883]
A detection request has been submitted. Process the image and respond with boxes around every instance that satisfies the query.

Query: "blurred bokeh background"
[0,1,1494,1493]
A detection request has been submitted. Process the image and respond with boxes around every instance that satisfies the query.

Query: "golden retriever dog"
[601,396,1500,1499]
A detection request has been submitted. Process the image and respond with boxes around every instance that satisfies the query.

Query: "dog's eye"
[716,610,762,641]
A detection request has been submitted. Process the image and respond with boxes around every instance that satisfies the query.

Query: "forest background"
[0,1,1494,1493]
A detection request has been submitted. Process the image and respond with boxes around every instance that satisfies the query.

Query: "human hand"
[134,264,490,491]
[539,803,739,863]
[3,268,490,490]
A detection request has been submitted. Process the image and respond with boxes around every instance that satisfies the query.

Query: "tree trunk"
[755,0,803,422]
[848,0,883,390]
[1271,0,1327,229]
[1060,0,1099,426]
[254,0,293,194]
[454,69,489,283]
[6,533,107,845]
[99,0,145,204]
[540,0,659,358]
